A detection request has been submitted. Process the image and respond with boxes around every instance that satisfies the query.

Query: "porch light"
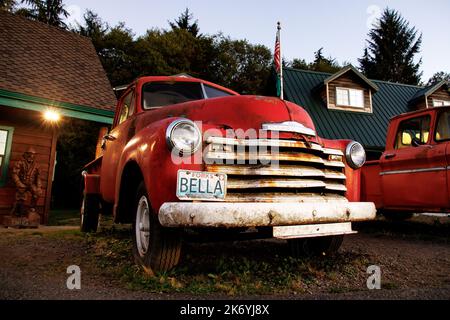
[43,108,61,122]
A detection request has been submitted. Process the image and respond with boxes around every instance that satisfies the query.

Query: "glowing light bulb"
[43,109,61,122]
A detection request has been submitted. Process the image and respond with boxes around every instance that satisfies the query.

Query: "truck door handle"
[103,134,117,141]
[385,153,396,159]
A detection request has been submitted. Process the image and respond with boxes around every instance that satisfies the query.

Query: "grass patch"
[48,210,80,226]
[44,229,84,240]
[81,226,370,296]
[383,282,400,290]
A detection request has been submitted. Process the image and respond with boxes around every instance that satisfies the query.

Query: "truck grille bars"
[204,137,348,203]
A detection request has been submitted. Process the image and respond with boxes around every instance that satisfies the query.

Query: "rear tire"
[288,235,344,257]
[132,182,182,275]
[80,192,100,233]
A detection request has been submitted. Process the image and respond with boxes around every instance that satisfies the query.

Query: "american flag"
[274,22,283,99]
[274,26,281,74]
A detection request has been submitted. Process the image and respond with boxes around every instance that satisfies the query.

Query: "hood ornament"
[262,121,316,137]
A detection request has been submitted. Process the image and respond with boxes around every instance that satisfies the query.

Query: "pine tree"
[169,8,200,37]
[359,8,422,85]
[427,71,450,86]
[0,0,17,11]
[21,0,68,28]
[290,48,341,73]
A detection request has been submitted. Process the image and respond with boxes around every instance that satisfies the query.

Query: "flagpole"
[278,22,284,100]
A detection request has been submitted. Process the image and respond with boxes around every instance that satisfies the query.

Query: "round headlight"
[166,119,202,155]
[345,141,366,169]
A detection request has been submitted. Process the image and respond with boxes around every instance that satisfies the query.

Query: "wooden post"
[43,128,58,225]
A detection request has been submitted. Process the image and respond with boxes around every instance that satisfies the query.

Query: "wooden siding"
[324,72,373,113]
[429,87,450,107]
[0,106,57,224]
[412,87,450,110]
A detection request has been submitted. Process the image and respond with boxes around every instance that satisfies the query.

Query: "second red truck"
[361,106,450,219]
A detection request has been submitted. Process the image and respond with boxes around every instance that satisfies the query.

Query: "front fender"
[320,138,362,202]
[115,118,204,213]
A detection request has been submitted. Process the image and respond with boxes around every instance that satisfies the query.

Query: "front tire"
[288,235,344,257]
[80,192,100,233]
[132,182,182,274]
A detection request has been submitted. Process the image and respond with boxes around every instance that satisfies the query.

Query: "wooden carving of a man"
[11,147,42,216]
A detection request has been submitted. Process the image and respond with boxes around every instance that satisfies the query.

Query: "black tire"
[288,235,344,257]
[381,210,413,221]
[132,182,182,275]
[80,192,100,233]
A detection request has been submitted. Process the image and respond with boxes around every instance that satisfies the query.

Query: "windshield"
[142,81,232,109]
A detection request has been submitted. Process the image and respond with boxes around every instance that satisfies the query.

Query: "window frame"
[394,115,431,149]
[114,88,135,127]
[0,126,14,188]
[435,110,450,142]
[141,81,205,110]
[336,87,365,108]
[202,84,233,99]
[433,99,450,107]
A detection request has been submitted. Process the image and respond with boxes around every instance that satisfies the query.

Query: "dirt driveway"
[0,216,449,300]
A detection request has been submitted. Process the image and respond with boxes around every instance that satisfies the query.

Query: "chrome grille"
[205,137,347,203]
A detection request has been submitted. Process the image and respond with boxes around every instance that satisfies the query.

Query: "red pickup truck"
[361,106,450,219]
[81,75,376,274]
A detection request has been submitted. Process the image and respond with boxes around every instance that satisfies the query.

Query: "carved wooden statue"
[10,147,42,225]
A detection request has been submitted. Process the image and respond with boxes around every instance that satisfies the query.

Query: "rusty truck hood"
[137,95,317,137]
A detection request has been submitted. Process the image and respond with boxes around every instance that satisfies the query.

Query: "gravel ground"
[0,217,449,300]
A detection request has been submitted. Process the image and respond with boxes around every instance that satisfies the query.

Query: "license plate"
[177,170,227,201]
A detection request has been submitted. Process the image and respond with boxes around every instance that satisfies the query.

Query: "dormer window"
[433,99,450,107]
[319,65,379,114]
[336,88,364,108]
[408,81,450,110]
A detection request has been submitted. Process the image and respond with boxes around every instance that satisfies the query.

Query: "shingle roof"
[283,68,423,149]
[0,11,116,111]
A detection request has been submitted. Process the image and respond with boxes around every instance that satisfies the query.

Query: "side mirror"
[96,127,110,156]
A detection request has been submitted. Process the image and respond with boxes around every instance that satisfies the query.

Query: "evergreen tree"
[21,0,68,28]
[0,0,17,11]
[76,10,108,52]
[359,8,422,85]
[290,48,341,73]
[169,8,200,37]
[427,71,450,86]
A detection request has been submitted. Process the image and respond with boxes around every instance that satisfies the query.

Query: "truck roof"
[390,105,450,122]
[114,75,239,97]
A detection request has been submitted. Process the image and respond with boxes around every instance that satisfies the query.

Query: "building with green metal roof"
[282,66,450,158]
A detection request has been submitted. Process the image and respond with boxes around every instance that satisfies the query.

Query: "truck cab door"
[380,113,449,210]
[436,109,450,208]
[100,88,136,203]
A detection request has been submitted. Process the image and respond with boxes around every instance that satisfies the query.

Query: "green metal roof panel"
[283,68,422,148]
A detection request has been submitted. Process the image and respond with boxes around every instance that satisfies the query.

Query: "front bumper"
[158,201,376,228]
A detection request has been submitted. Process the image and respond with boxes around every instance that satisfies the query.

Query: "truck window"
[395,115,431,149]
[436,110,450,142]
[142,82,203,109]
[118,91,134,125]
[204,84,232,98]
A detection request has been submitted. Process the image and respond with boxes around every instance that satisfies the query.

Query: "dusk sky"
[63,0,450,83]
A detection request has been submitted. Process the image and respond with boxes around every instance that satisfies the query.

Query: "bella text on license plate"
[177,170,227,201]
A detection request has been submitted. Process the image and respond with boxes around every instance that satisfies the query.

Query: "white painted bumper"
[158,202,376,228]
